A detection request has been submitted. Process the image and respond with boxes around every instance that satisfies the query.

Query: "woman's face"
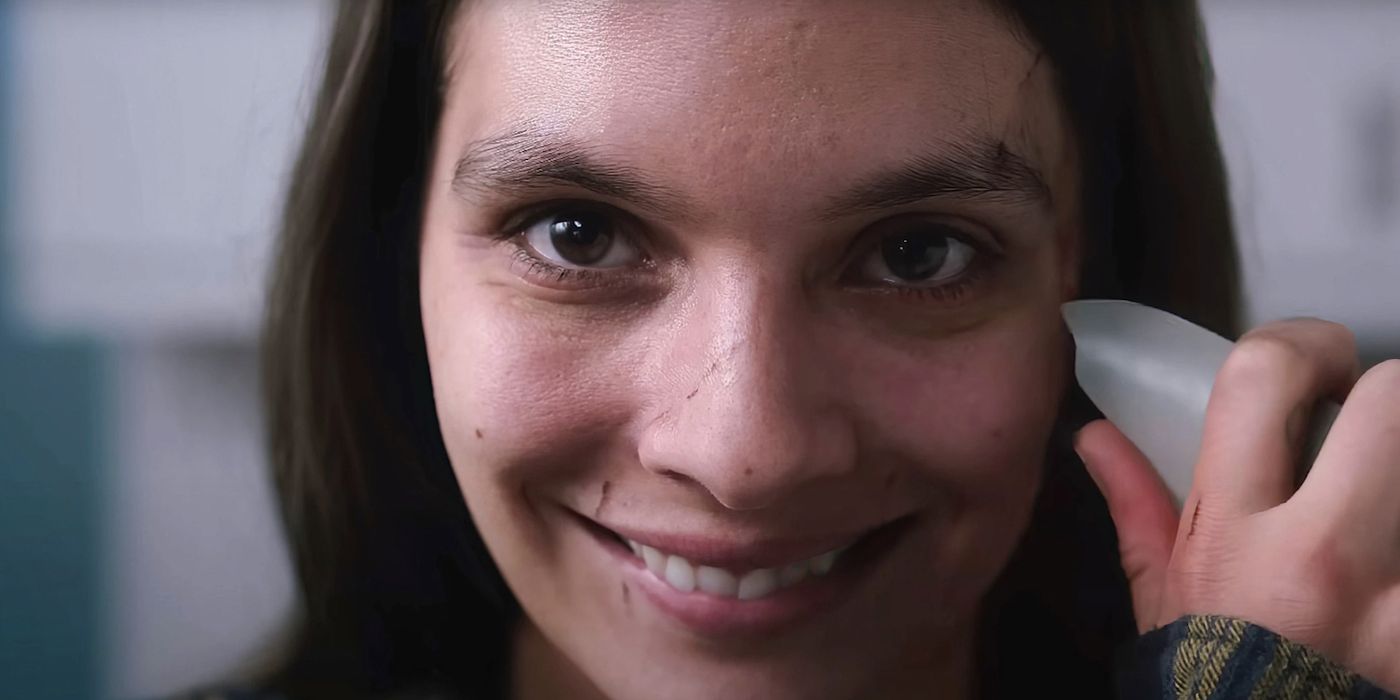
[420,1,1080,697]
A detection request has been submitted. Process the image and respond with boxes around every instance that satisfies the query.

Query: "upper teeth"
[625,539,845,601]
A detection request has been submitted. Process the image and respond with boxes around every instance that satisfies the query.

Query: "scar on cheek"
[595,480,613,519]
[684,356,724,402]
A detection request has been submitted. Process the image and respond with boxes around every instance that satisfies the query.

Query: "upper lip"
[589,516,904,571]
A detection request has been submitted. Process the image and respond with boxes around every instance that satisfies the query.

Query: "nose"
[636,272,858,511]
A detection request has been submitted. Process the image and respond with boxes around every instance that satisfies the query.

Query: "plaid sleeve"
[1118,615,1396,700]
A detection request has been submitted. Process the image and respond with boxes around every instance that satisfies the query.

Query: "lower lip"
[582,517,910,638]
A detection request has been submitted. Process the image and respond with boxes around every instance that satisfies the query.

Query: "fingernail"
[1071,430,1089,462]
[1072,436,1105,491]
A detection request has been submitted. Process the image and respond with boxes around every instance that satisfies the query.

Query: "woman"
[255,0,1400,697]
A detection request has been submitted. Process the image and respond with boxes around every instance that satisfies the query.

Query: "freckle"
[884,471,897,490]
[744,467,754,476]
[621,582,631,609]
[474,428,483,439]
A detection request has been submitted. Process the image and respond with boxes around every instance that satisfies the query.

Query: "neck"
[511,620,608,700]
[867,630,977,700]
[510,619,977,700]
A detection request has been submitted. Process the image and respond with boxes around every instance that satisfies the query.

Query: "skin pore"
[418,1,1083,698]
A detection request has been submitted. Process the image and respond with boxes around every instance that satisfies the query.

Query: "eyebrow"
[817,139,1052,220]
[452,128,695,219]
[451,128,1051,222]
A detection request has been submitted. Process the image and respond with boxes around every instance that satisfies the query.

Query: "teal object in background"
[0,0,106,697]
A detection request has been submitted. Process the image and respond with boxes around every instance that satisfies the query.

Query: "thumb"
[1075,419,1180,633]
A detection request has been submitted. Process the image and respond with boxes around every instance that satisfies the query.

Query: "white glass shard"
[1062,300,1338,503]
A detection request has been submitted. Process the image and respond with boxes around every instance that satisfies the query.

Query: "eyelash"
[846,229,997,305]
[493,201,999,303]
[507,246,610,286]
[882,267,987,304]
[491,200,643,289]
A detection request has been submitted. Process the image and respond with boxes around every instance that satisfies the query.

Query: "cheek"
[851,309,1067,501]
[421,270,638,501]
[421,281,646,591]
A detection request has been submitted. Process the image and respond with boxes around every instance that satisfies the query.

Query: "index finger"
[1292,360,1400,544]
[1194,320,1359,516]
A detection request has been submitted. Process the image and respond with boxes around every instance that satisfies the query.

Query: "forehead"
[443,0,1069,209]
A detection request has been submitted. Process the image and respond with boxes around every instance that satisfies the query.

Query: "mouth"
[627,537,845,600]
[572,511,917,636]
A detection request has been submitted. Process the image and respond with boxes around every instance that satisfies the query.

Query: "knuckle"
[1261,317,1353,342]
[1220,333,1311,386]
[1322,320,1357,348]
[1296,318,1356,346]
[1356,359,1400,396]
[1351,360,1400,424]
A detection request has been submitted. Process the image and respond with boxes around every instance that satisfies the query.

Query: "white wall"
[1207,2,1400,357]
[9,0,329,342]
[6,1,330,697]
[107,344,293,697]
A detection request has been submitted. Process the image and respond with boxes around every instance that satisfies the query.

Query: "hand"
[1075,318,1400,692]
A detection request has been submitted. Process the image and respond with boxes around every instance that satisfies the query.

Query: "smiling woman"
[251,1,1400,700]
[419,5,1084,697]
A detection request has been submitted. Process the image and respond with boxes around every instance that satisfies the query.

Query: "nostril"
[660,469,688,481]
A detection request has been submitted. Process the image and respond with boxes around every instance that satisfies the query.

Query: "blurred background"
[0,1,1396,698]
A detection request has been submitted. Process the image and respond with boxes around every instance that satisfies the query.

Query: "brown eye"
[521,206,640,268]
[860,223,976,285]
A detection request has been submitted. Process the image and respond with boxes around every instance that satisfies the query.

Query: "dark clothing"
[1120,615,1396,699]
[188,615,1397,699]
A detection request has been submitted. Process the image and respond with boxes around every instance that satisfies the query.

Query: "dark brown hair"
[260,1,1239,697]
